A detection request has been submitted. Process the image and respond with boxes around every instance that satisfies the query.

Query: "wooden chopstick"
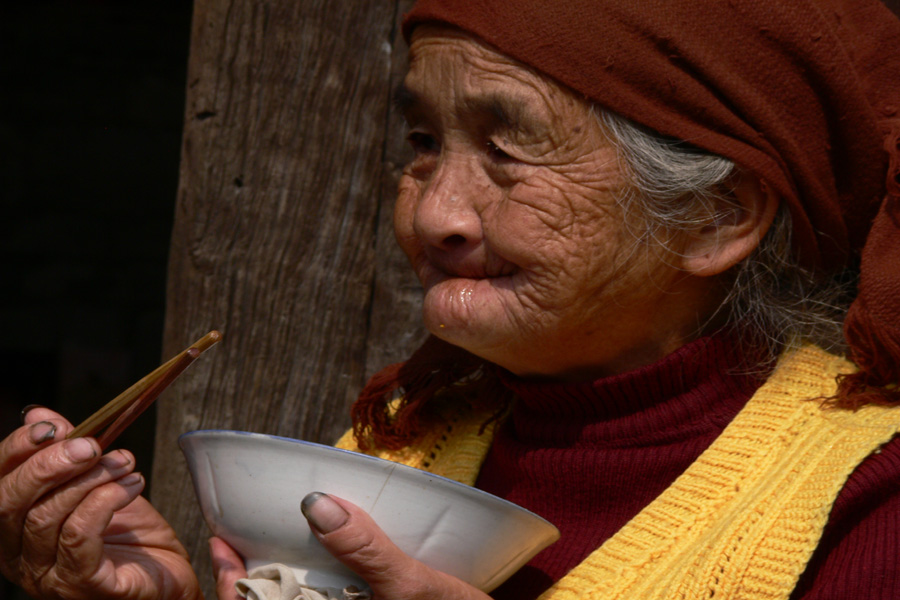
[67,330,222,448]
[95,347,200,449]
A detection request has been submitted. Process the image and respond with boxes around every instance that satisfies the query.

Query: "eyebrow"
[392,82,542,136]
[477,96,527,132]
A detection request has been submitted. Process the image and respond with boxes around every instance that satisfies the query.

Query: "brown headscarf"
[354,0,900,447]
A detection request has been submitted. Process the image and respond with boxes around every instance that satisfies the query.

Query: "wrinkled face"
[394,26,718,380]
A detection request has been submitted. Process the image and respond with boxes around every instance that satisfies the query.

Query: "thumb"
[209,536,247,600]
[301,492,489,600]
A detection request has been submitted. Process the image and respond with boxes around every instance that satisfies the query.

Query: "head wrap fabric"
[398,0,900,405]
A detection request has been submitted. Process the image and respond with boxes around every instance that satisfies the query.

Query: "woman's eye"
[407,132,440,155]
[485,139,513,161]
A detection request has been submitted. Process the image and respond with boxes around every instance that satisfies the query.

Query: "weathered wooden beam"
[150,0,421,595]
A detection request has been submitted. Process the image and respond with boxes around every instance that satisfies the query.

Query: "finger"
[210,536,247,600]
[0,415,74,476]
[0,437,101,565]
[21,450,136,570]
[301,493,489,600]
[52,472,147,586]
[22,406,70,427]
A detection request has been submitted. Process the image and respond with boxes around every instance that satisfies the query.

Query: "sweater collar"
[496,329,772,444]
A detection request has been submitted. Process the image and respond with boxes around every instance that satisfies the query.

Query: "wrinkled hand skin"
[0,407,201,600]
[311,496,491,600]
[215,494,492,600]
[209,537,244,600]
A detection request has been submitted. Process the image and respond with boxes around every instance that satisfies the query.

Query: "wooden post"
[150,0,421,595]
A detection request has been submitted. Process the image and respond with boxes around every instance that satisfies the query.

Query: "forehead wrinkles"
[407,29,573,130]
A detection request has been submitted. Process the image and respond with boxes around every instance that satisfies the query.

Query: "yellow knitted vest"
[337,345,900,599]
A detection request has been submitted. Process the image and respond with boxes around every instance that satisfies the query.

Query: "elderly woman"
[2,0,899,599]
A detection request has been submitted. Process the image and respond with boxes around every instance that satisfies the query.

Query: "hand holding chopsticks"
[0,333,218,599]
[67,330,222,449]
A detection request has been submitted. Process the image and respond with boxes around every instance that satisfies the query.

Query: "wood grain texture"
[150,0,420,595]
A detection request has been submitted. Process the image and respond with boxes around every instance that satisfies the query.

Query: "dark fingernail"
[20,404,45,423]
[29,421,57,445]
[301,492,349,533]
[117,472,143,487]
[99,451,132,470]
[64,438,97,462]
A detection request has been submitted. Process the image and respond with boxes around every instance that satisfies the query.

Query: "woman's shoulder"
[832,431,900,517]
[785,342,900,598]
[792,433,900,598]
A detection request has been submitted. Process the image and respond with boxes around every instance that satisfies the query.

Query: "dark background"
[0,2,192,597]
[0,1,192,450]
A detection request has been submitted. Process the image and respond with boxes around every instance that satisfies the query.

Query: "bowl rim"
[179,428,559,532]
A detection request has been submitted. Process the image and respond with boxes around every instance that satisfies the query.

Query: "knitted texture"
[479,330,767,592]
[336,399,497,486]
[339,346,900,599]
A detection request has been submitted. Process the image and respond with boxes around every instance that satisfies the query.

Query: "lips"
[421,248,517,280]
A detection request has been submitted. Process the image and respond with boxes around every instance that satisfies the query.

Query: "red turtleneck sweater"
[475,334,900,599]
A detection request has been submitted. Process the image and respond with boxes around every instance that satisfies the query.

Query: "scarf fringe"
[838,299,900,409]
[834,118,900,409]
[351,336,511,451]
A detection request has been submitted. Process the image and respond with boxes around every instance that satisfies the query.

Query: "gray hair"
[597,109,853,360]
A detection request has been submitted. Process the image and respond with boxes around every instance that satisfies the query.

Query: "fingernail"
[117,472,143,487]
[29,421,57,445]
[301,492,349,533]
[64,438,97,462]
[100,451,132,470]
[21,404,45,423]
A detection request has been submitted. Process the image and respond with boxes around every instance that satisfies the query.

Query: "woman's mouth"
[421,250,517,281]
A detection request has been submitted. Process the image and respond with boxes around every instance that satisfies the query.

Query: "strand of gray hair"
[597,109,854,362]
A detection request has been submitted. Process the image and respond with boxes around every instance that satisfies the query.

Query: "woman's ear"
[679,172,780,276]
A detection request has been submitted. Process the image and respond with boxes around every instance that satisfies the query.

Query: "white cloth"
[235,564,371,600]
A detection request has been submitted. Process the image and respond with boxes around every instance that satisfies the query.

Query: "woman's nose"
[413,159,483,252]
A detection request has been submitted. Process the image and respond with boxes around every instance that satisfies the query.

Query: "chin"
[423,316,517,373]
[424,310,486,354]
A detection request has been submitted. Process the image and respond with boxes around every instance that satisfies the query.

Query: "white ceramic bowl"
[180,430,559,592]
